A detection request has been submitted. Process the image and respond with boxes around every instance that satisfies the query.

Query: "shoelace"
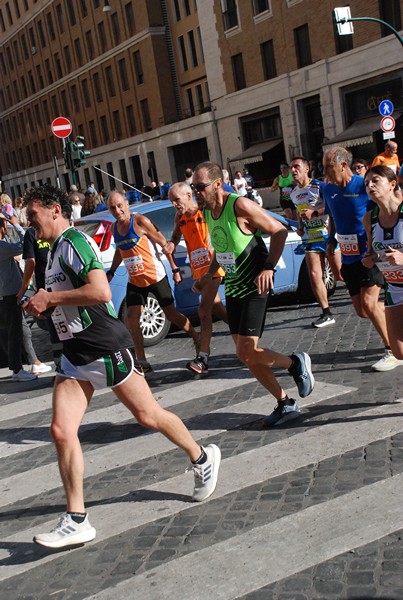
[51,514,69,533]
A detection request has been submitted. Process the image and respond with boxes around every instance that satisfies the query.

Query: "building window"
[37,20,46,48]
[118,58,129,91]
[186,88,195,116]
[51,94,58,116]
[14,0,21,18]
[98,21,107,53]
[81,79,91,108]
[28,70,36,93]
[140,99,152,130]
[93,72,103,102]
[36,64,44,87]
[113,110,122,139]
[45,58,53,84]
[125,2,136,36]
[21,33,29,59]
[119,159,128,184]
[294,24,312,68]
[79,0,88,18]
[75,38,83,66]
[61,89,69,115]
[13,40,21,65]
[183,0,191,16]
[29,26,36,51]
[89,120,98,147]
[111,12,121,45]
[0,10,4,33]
[20,75,27,98]
[196,84,204,111]
[133,50,144,84]
[13,80,20,103]
[6,46,13,70]
[6,2,13,26]
[188,30,198,67]
[253,0,270,15]
[261,39,276,80]
[105,66,116,96]
[67,3,76,26]
[126,104,136,136]
[100,115,110,144]
[178,36,188,71]
[196,27,205,63]
[379,0,401,37]
[46,12,56,41]
[34,104,42,128]
[222,0,238,31]
[64,45,72,71]
[42,99,49,123]
[231,53,246,90]
[71,84,80,112]
[54,52,63,78]
[173,0,181,21]
[56,4,65,33]
[86,30,94,60]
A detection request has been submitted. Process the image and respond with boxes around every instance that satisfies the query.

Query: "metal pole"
[336,16,403,46]
[92,165,152,199]
[53,156,61,189]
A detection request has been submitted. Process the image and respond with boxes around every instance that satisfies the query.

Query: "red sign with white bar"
[380,116,395,133]
[51,116,72,139]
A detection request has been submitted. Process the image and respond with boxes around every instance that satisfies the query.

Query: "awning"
[322,115,400,151]
[228,139,282,170]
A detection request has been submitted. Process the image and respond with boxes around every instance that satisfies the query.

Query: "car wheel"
[119,294,171,347]
[298,257,337,300]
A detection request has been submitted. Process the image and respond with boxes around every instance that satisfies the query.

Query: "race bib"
[338,233,360,256]
[51,306,74,341]
[216,252,236,277]
[123,255,145,277]
[190,247,210,270]
[378,256,403,284]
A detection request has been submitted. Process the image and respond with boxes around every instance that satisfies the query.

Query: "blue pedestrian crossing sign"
[378,100,394,116]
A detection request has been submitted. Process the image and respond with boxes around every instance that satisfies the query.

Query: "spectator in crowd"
[70,194,82,220]
[184,168,193,185]
[87,182,97,194]
[352,158,369,176]
[222,169,236,193]
[233,170,248,197]
[81,192,98,216]
[0,213,37,381]
[13,197,25,223]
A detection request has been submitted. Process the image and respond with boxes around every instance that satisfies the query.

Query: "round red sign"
[380,116,395,133]
[51,116,73,139]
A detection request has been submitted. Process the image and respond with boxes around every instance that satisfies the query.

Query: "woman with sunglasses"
[362,165,403,362]
[351,158,369,176]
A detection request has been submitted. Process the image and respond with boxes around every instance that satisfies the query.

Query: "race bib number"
[51,306,74,341]
[379,258,403,284]
[216,252,236,277]
[190,247,210,270]
[338,233,360,256]
[123,255,145,277]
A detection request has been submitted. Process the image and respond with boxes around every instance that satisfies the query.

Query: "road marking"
[0,400,402,581]
[88,473,403,600]
[0,382,353,502]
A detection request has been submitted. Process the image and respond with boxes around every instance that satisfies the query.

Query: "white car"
[75,201,336,346]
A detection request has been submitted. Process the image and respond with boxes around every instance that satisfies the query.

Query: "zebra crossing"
[1,358,403,599]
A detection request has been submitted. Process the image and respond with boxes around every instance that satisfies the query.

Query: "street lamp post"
[334,7,403,47]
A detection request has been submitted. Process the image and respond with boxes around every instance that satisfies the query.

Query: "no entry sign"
[51,116,73,139]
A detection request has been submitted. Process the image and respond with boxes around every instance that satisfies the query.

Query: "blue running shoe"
[289,352,314,398]
[262,400,300,427]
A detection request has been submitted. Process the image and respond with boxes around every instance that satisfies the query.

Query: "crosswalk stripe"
[1,400,401,581]
[87,472,403,600]
[0,382,353,504]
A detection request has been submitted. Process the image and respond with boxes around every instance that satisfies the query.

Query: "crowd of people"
[0,140,401,550]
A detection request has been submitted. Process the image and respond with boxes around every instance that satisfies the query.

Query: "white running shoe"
[33,513,96,549]
[32,362,52,375]
[371,350,403,372]
[11,369,37,382]
[191,444,221,502]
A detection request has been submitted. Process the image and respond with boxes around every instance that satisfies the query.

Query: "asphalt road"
[0,284,402,600]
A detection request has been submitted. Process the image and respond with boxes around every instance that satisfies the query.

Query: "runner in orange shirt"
[165,182,227,374]
[106,191,199,374]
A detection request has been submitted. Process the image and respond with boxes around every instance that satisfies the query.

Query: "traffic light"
[70,136,91,169]
[63,140,74,171]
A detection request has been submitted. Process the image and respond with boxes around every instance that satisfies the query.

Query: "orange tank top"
[178,210,225,279]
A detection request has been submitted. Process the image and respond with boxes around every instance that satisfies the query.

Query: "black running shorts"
[225,292,269,337]
[126,276,174,308]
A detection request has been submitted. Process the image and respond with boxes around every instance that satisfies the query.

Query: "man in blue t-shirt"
[323,146,401,372]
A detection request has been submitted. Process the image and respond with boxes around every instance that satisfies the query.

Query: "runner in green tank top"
[192,161,315,427]
[269,163,297,220]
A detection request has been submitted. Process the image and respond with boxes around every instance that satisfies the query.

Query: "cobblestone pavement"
[0,285,402,599]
